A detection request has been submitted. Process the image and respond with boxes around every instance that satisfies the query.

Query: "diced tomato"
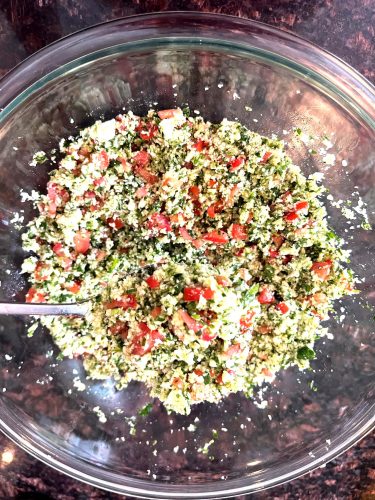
[261,151,272,163]
[178,309,204,333]
[257,286,275,304]
[93,150,110,170]
[194,368,204,377]
[131,322,164,356]
[272,234,285,249]
[172,377,184,390]
[207,200,224,218]
[134,165,158,185]
[295,200,309,212]
[109,321,129,339]
[170,213,185,224]
[133,150,150,167]
[228,156,245,172]
[95,250,107,262]
[192,239,204,249]
[284,211,299,222]
[137,121,158,141]
[135,185,149,198]
[201,329,217,342]
[311,260,332,280]
[262,368,274,378]
[146,275,161,289]
[183,286,215,302]
[235,247,245,257]
[157,108,183,119]
[93,176,105,187]
[147,213,172,232]
[216,369,235,385]
[66,281,81,294]
[52,243,66,257]
[61,257,73,271]
[47,182,70,204]
[105,294,138,310]
[207,179,217,188]
[268,249,279,259]
[276,302,289,314]
[193,140,208,152]
[25,288,46,303]
[119,157,131,173]
[224,343,242,357]
[179,227,193,241]
[216,276,231,287]
[257,324,272,334]
[193,201,202,216]
[228,184,239,206]
[34,262,48,282]
[150,306,162,318]
[189,185,200,200]
[203,230,229,245]
[107,217,124,230]
[230,224,248,241]
[73,230,91,254]
[240,310,256,330]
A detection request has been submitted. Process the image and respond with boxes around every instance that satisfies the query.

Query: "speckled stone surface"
[0,1,374,499]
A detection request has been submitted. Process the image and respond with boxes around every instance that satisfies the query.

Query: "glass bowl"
[0,12,374,498]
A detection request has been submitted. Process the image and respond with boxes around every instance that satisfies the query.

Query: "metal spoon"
[0,301,91,316]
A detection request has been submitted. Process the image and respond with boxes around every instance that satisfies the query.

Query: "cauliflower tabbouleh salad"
[22,108,356,415]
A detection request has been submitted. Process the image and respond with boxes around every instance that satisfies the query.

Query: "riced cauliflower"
[21,108,356,414]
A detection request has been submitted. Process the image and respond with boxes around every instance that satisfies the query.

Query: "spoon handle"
[0,302,89,316]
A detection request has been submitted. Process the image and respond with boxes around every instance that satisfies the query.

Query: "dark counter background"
[0,1,374,499]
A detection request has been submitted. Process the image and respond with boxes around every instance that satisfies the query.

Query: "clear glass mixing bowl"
[0,12,374,498]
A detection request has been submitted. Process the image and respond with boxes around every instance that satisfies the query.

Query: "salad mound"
[22,108,355,414]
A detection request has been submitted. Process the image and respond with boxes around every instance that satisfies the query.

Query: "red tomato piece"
[67,281,81,294]
[134,165,158,185]
[216,276,231,287]
[192,239,204,249]
[172,377,184,390]
[268,249,279,259]
[93,176,105,187]
[146,275,161,289]
[109,321,129,339]
[34,262,48,282]
[105,294,138,310]
[230,224,248,241]
[228,156,245,172]
[203,230,229,244]
[257,287,275,304]
[73,230,91,254]
[295,200,309,212]
[189,185,200,200]
[157,108,183,119]
[178,309,204,333]
[47,182,70,204]
[135,185,149,198]
[261,151,272,163]
[25,288,46,303]
[207,179,217,188]
[224,343,242,357]
[52,243,66,257]
[272,234,285,249]
[107,217,124,230]
[150,306,162,318]
[276,302,289,314]
[240,310,256,330]
[311,260,332,280]
[183,287,215,302]
[207,200,224,218]
[137,122,158,141]
[93,150,110,170]
[284,211,299,222]
[133,150,150,166]
[131,322,164,356]
[227,184,240,207]
[147,213,172,232]
[193,140,208,152]
[201,329,217,342]
[179,227,193,241]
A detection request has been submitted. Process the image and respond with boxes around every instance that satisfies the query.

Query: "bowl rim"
[0,11,374,499]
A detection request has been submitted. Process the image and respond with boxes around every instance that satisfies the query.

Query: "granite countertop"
[0,1,374,499]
